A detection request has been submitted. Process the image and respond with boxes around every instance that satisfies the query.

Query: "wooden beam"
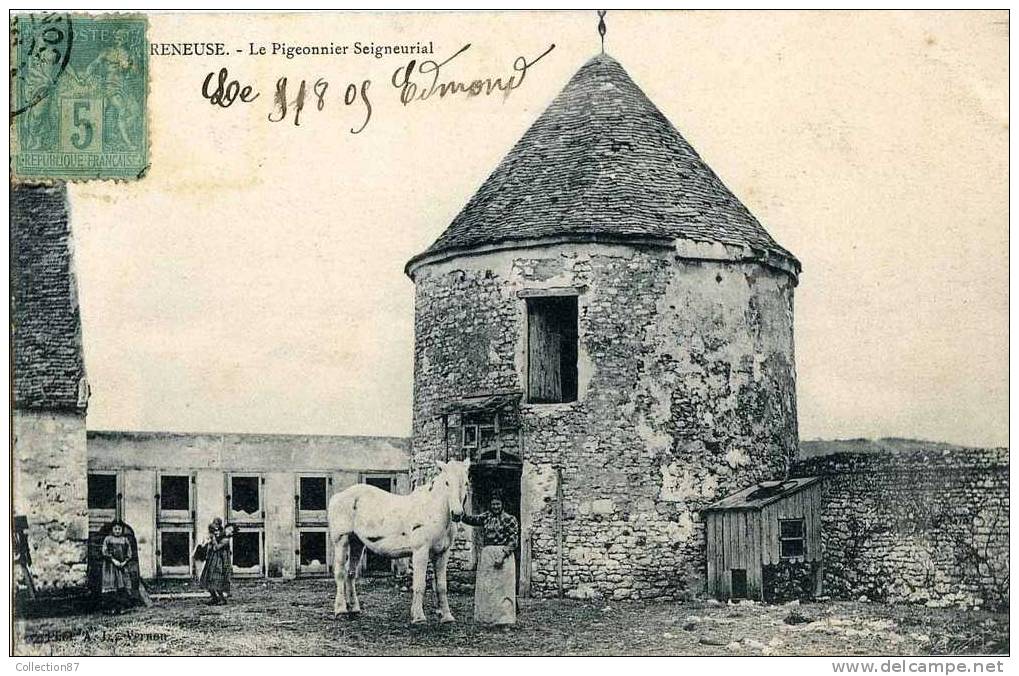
[517,286,586,298]
[706,515,716,598]
[520,532,532,598]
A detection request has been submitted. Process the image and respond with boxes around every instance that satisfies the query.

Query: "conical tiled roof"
[407,54,799,276]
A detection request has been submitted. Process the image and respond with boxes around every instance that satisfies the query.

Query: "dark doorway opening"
[86,521,139,598]
[731,569,748,599]
[364,476,394,574]
[469,462,523,590]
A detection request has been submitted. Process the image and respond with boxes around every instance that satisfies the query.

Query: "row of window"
[151,526,328,577]
[88,471,396,578]
[87,473,337,520]
[86,472,389,524]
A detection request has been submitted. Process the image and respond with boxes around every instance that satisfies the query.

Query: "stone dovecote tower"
[406,54,800,600]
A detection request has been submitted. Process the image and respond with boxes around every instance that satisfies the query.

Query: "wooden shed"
[702,477,823,602]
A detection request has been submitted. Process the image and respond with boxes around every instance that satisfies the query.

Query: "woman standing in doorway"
[461,492,519,627]
[199,518,232,605]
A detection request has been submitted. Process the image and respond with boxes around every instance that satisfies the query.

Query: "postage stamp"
[11,13,148,181]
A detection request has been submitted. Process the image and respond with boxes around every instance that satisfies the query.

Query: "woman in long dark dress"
[100,522,134,614]
[198,518,232,605]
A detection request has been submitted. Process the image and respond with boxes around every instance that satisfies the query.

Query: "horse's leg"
[343,561,356,615]
[333,534,349,617]
[433,547,455,624]
[410,547,428,624]
[348,574,362,615]
[346,536,363,616]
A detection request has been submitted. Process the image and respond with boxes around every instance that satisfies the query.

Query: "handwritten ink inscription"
[202,68,260,107]
[392,43,555,106]
[198,43,554,135]
[268,77,372,133]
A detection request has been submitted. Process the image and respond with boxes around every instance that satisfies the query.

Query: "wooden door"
[528,309,562,402]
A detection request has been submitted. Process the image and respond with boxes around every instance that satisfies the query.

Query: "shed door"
[731,569,748,599]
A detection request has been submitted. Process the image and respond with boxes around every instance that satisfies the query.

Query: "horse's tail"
[348,533,367,577]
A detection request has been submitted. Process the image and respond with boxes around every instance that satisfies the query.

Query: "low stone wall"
[793,447,1008,610]
[13,410,89,590]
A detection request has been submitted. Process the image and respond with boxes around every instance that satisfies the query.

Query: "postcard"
[9,10,1008,659]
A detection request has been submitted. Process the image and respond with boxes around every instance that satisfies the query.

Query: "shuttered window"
[527,296,578,403]
[299,477,328,511]
[87,473,118,510]
[160,475,191,512]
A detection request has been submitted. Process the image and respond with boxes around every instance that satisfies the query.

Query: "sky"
[68,11,1008,447]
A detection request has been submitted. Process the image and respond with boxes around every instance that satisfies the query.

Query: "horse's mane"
[408,460,468,497]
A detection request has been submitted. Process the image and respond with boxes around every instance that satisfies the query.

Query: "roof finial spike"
[597,10,607,54]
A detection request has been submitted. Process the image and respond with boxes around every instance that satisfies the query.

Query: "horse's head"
[435,459,470,521]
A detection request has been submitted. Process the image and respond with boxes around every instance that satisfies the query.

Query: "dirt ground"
[13,577,1009,656]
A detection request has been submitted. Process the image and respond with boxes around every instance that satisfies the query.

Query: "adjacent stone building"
[12,183,91,590]
[406,54,801,599]
[87,431,411,580]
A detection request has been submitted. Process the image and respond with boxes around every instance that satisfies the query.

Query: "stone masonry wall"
[411,241,798,600]
[793,449,1009,610]
[763,560,820,603]
[13,410,90,590]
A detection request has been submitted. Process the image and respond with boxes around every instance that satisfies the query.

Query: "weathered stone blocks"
[763,560,819,603]
[13,410,89,590]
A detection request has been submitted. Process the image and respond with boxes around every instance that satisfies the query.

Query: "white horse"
[327,459,470,624]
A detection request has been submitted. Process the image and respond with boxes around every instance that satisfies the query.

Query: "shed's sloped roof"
[703,476,820,512]
[11,183,88,412]
[408,54,798,273]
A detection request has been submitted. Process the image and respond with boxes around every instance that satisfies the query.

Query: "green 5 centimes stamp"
[11,13,148,181]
